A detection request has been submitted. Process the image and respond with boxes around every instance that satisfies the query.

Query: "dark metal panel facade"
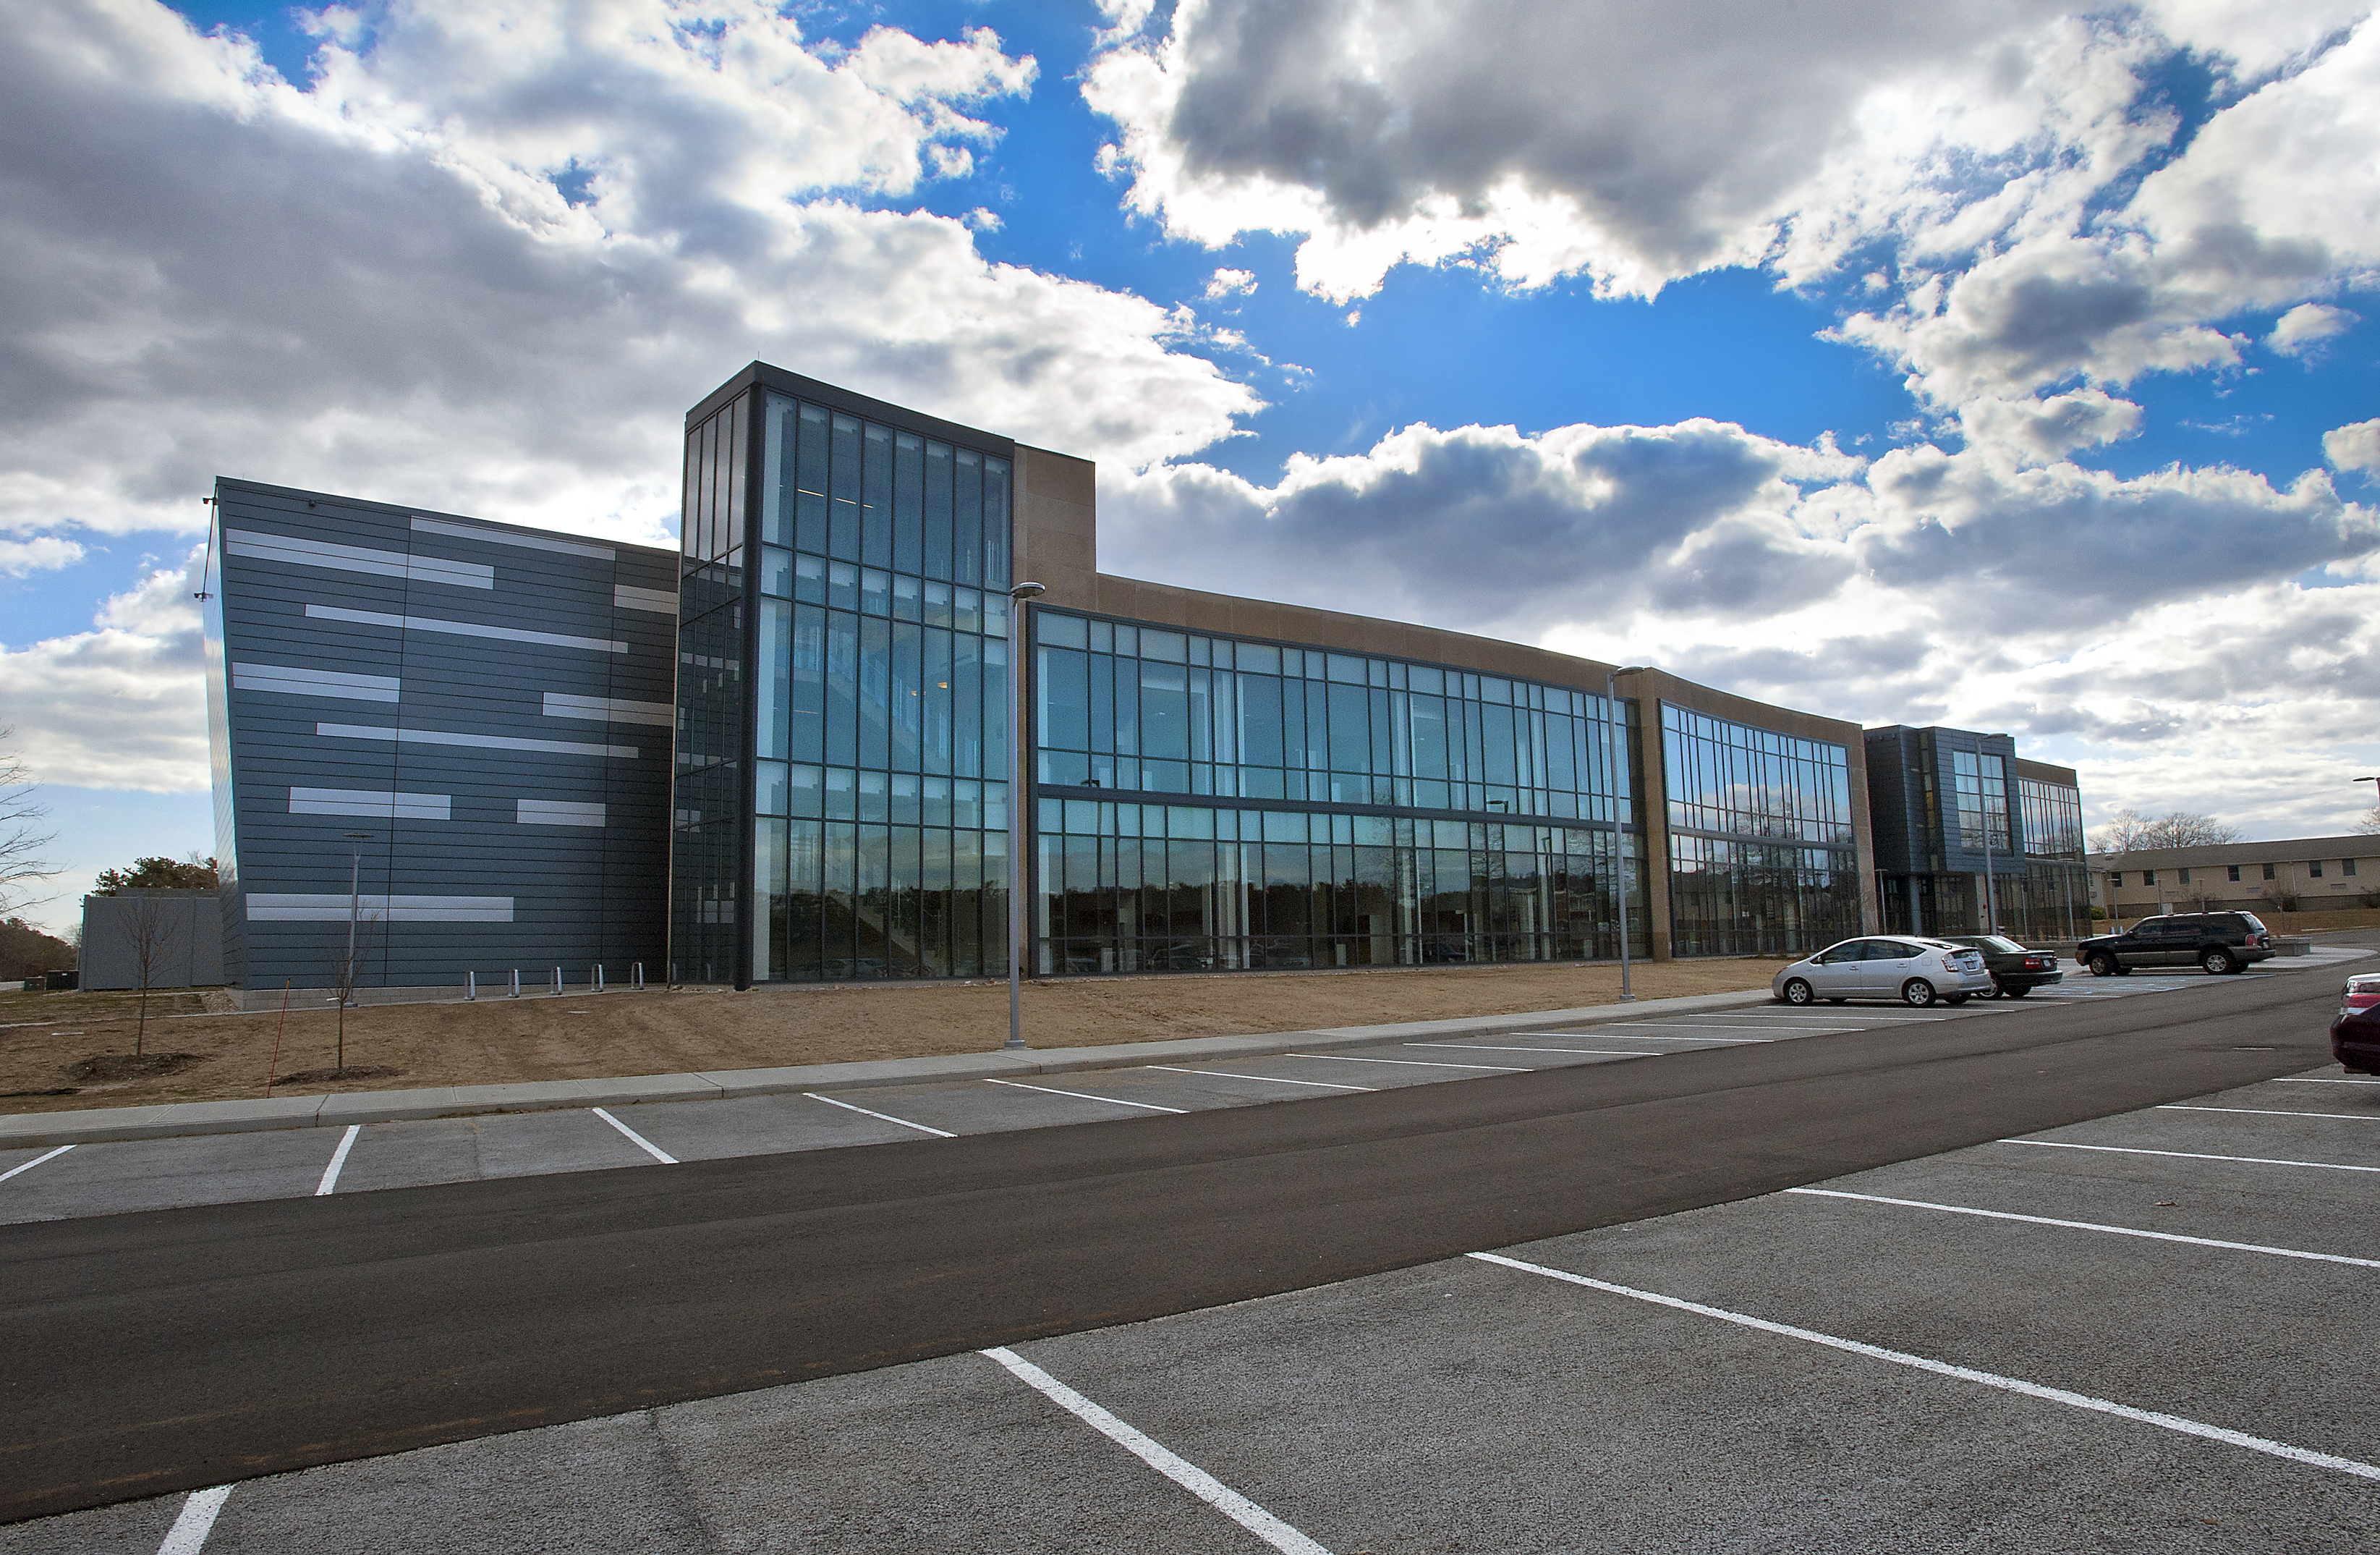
[208,478,675,988]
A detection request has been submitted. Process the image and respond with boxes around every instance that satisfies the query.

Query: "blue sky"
[4,0,2379,933]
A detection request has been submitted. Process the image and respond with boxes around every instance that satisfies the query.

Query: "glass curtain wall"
[1032,609,1644,972]
[1661,703,1861,955]
[738,391,1013,981]
[1952,750,2012,852]
[671,391,749,984]
[2012,775,2088,941]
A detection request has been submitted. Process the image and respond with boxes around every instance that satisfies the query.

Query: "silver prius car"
[1772,936,1994,1008]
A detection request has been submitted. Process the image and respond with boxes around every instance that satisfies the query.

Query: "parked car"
[1773,937,1994,1008]
[1939,934,2065,999]
[2075,912,2274,977]
[2334,973,2380,1075]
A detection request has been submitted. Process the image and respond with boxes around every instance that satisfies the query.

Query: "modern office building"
[204,479,678,989]
[2093,834,2379,920]
[205,365,2087,992]
[1864,726,2088,942]
[670,363,1882,988]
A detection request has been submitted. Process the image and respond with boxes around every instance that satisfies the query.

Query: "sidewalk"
[0,986,1778,1150]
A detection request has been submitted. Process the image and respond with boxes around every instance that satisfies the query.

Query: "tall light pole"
[1605,669,1643,1001]
[1006,580,1047,1050]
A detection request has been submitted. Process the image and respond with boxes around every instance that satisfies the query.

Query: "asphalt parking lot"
[0,962,2316,1226]
[10,1053,2373,1554]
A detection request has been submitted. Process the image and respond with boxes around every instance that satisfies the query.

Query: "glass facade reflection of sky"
[1033,609,1644,971]
[1952,749,2012,854]
[1660,703,1861,955]
[678,391,1019,983]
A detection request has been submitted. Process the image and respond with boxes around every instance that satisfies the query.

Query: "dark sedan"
[1939,934,2065,999]
[2334,974,2380,1076]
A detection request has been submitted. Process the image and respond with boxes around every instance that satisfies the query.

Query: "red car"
[2333,974,2380,1075]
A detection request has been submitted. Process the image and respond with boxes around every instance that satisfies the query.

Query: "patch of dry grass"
[0,957,1774,1114]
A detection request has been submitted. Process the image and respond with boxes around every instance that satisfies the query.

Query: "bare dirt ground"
[0,959,1773,1114]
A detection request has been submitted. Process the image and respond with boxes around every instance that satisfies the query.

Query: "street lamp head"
[1009,580,1047,601]
[342,831,374,840]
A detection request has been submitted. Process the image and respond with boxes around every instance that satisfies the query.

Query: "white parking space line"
[1471,1251,2380,1483]
[1144,1065,1375,1092]
[591,1107,679,1164]
[0,1143,74,1184]
[1404,1042,1662,1057]
[985,1078,1187,1114]
[2277,1077,2380,1085]
[1285,1052,1530,1072]
[1577,1027,1771,1042]
[2158,1104,2380,1123]
[982,1347,1332,1555]
[157,1485,234,1554]
[2000,1140,2380,1174]
[803,1092,954,1138]
[1786,1187,2380,1269]
[313,1125,360,1195]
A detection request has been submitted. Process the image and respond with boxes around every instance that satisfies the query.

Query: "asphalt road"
[0,962,2350,1524]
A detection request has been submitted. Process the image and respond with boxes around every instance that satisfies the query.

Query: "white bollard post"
[634,962,645,991]
[509,968,520,999]
[466,970,476,1001]
[594,965,605,993]
[551,966,562,996]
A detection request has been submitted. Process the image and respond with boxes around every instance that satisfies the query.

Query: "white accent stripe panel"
[246,894,514,923]
[233,662,400,702]
[542,692,674,727]
[304,604,627,654]
[315,723,637,759]
[518,799,605,827]
[226,529,492,589]
[613,583,679,614]
[289,787,451,820]
[412,514,616,560]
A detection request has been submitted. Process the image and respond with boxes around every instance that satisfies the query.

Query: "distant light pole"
[1605,669,1645,1001]
[1006,580,1047,1050]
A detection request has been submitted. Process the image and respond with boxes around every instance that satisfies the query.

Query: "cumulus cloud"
[2269,302,2361,357]
[0,548,207,793]
[2328,418,2380,473]
[1087,1,2380,412]
[0,0,1257,552]
[0,536,84,576]
[1959,389,2143,462]
[1204,267,1258,298]
[1100,410,2380,824]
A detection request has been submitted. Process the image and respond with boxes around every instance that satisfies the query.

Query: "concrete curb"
[0,986,1778,1148]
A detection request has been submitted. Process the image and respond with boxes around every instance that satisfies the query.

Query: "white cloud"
[1959,389,2143,462]
[2269,302,2361,357]
[1204,267,1257,298]
[0,535,84,576]
[1086,1,2380,414]
[1100,411,2380,829]
[0,548,208,794]
[2328,417,2380,473]
[0,0,1258,547]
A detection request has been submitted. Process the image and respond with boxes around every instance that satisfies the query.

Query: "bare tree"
[0,726,59,914]
[330,907,384,1072]
[2355,803,2380,836]
[117,894,184,1056]
[2089,808,2242,858]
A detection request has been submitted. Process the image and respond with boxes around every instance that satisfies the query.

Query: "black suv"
[2077,912,2274,977]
